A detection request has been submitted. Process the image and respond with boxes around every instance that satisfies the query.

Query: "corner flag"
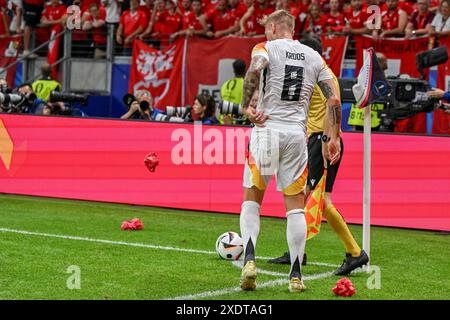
[352,47,392,108]
[351,48,391,268]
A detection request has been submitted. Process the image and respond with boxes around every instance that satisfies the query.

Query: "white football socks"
[240,200,261,263]
[286,209,307,278]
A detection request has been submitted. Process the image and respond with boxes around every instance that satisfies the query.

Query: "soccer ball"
[215,231,244,260]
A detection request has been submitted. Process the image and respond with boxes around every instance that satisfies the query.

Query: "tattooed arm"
[242,55,268,108]
[318,78,342,165]
[318,78,341,139]
[242,55,269,126]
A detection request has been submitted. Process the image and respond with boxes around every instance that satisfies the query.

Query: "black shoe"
[334,250,369,276]
[268,252,307,266]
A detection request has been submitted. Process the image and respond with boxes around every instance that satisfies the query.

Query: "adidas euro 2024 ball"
[215,231,244,260]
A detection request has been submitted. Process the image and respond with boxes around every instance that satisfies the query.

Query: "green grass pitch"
[0,194,449,300]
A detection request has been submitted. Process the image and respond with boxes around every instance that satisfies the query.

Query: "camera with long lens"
[48,91,88,116]
[153,106,192,122]
[153,112,185,122]
[0,82,12,94]
[50,91,88,105]
[0,92,23,106]
[0,92,37,113]
[166,106,191,118]
[218,101,243,116]
[123,93,150,112]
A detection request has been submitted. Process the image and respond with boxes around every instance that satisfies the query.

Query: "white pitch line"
[0,227,216,255]
[167,271,335,300]
[167,279,288,300]
[0,227,338,267]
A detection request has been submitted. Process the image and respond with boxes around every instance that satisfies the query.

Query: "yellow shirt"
[348,103,384,127]
[220,77,244,105]
[307,71,340,137]
[32,79,62,102]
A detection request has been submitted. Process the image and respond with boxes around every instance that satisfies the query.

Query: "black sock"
[244,238,255,264]
[289,257,302,279]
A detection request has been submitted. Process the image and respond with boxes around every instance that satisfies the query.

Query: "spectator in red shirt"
[296,0,311,36]
[116,0,147,52]
[139,0,182,47]
[253,0,276,32]
[205,0,239,38]
[172,0,207,38]
[139,0,166,40]
[178,0,191,16]
[319,0,346,13]
[41,0,66,29]
[160,0,183,35]
[429,0,440,13]
[276,0,300,17]
[139,0,154,28]
[239,0,275,35]
[372,0,408,39]
[39,0,66,57]
[398,0,415,16]
[152,0,182,45]
[236,0,256,35]
[304,2,327,36]
[0,0,10,38]
[324,0,345,34]
[405,0,435,38]
[229,0,248,20]
[203,0,219,13]
[343,0,369,35]
[298,0,311,13]
[83,2,107,58]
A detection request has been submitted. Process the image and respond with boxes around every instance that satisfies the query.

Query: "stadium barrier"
[0,114,449,231]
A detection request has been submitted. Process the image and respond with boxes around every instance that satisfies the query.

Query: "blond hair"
[263,10,295,32]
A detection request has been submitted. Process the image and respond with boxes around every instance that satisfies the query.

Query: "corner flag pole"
[353,47,388,269]
[363,104,371,268]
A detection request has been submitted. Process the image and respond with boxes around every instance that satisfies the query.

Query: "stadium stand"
[0,0,449,134]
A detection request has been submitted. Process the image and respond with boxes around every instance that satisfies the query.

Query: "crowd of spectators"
[1,0,449,134]
[1,0,450,55]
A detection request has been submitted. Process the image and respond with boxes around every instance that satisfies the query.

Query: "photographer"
[47,90,89,116]
[121,90,164,120]
[17,83,50,115]
[1,80,46,114]
[0,78,11,113]
[190,93,219,125]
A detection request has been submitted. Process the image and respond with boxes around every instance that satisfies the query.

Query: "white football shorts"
[243,121,308,195]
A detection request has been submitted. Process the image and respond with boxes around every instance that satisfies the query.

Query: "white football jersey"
[251,39,333,127]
